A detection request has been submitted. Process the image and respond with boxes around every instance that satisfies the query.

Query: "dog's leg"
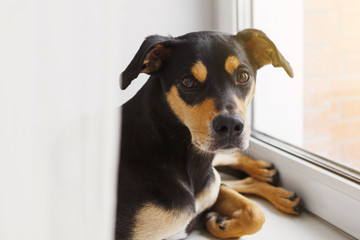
[213,153,302,215]
[206,184,265,239]
[223,177,302,215]
[213,152,279,185]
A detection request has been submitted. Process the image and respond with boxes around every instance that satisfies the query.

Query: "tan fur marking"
[166,86,218,147]
[225,56,241,75]
[212,152,241,167]
[233,95,247,118]
[245,81,256,107]
[212,153,300,215]
[206,185,265,238]
[133,203,193,240]
[222,177,301,215]
[246,36,273,67]
[233,95,251,144]
[141,45,171,73]
[191,61,207,82]
[213,152,276,183]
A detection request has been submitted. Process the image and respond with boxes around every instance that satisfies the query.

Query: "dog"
[117,29,302,240]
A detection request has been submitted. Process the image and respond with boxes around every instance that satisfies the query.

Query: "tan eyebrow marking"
[191,61,207,82]
[225,56,241,74]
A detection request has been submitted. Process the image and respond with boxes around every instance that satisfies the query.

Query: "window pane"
[304,0,360,171]
[252,0,360,172]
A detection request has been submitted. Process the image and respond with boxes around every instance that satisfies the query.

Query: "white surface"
[213,0,238,34]
[187,196,352,240]
[0,0,121,239]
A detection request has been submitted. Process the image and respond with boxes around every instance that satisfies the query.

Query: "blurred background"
[303,0,360,169]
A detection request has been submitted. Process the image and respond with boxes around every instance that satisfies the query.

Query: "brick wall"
[304,0,360,169]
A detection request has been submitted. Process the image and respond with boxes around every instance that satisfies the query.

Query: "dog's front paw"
[268,187,303,215]
[243,160,280,185]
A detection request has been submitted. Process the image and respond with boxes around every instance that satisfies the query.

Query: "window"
[232,0,360,238]
[252,0,360,173]
[304,0,360,172]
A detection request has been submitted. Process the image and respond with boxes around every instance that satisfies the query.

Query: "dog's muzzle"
[213,114,244,137]
[210,113,248,152]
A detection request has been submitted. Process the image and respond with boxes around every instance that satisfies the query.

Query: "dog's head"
[121,29,293,153]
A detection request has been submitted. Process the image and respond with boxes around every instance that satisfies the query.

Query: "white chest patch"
[194,168,221,214]
[165,229,188,240]
[166,168,221,240]
[133,203,193,240]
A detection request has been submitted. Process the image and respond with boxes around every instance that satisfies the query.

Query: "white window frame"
[214,0,360,238]
[250,132,360,238]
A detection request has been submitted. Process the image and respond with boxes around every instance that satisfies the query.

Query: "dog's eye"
[236,72,250,83]
[181,77,197,88]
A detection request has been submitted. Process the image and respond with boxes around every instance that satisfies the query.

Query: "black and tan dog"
[117,29,301,240]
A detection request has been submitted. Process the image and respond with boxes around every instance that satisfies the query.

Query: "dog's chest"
[164,168,221,240]
[194,168,221,214]
[133,171,221,240]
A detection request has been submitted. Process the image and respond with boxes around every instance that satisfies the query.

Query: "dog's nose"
[212,114,244,137]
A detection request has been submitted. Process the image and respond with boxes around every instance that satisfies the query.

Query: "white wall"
[0,0,120,239]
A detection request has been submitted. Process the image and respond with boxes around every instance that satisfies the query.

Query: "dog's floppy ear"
[236,29,294,78]
[120,35,174,90]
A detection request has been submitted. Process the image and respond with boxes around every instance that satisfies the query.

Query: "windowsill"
[187,196,353,240]
[187,164,355,240]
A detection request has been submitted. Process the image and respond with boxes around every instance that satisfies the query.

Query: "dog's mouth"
[193,133,250,154]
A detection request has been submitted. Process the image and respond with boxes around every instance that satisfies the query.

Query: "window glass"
[252,0,360,172]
